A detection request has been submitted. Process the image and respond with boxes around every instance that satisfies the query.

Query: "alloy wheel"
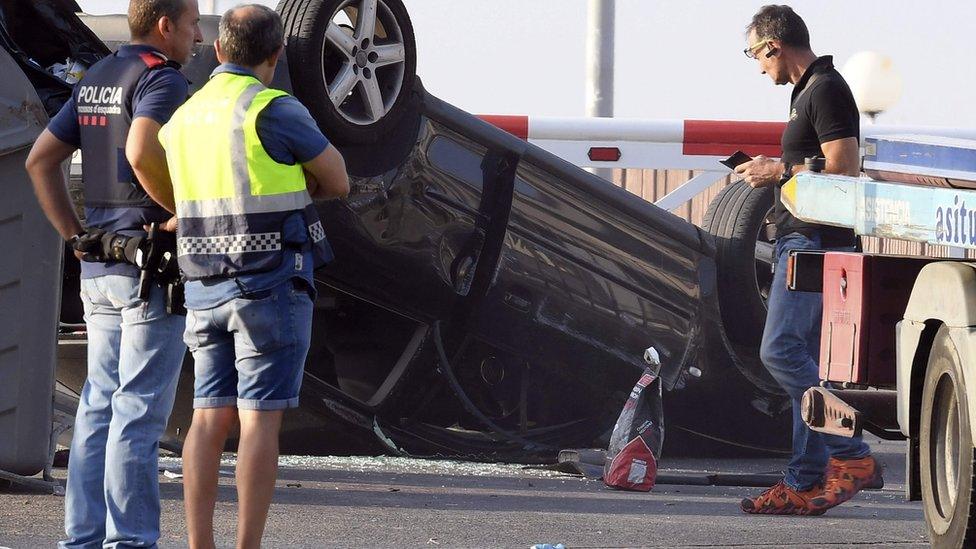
[322,0,407,125]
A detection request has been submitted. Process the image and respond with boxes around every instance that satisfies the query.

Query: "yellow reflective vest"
[160,71,332,279]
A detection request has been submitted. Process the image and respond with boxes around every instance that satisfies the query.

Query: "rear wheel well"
[911,321,945,436]
[908,319,945,500]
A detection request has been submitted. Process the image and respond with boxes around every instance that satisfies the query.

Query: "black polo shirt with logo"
[774,55,858,247]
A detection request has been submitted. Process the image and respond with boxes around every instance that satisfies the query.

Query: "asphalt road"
[0,437,927,548]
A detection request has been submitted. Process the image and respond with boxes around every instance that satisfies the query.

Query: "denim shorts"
[184,279,313,410]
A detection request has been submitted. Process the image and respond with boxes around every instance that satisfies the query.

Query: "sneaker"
[809,455,883,512]
[740,481,825,515]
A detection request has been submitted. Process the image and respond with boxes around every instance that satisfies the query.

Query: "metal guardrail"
[479,115,976,213]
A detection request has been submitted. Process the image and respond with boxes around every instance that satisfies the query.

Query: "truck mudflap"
[801,386,904,440]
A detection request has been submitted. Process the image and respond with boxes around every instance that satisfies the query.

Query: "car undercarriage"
[3,0,793,463]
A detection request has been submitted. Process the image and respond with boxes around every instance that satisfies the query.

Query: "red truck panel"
[820,253,929,387]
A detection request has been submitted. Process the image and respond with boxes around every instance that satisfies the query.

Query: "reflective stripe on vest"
[160,72,333,279]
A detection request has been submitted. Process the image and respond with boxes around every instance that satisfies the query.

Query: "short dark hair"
[128,0,188,39]
[218,4,284,67]
[746,5,811,50]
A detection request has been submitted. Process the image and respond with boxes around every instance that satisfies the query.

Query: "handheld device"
[720,150,753,170]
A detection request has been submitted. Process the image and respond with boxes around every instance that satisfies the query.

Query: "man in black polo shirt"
[734,5,882,516]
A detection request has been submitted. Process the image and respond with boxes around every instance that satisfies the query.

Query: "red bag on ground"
[603,348,664,492]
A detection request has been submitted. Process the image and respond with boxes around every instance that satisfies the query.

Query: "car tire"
[920,325,976,549]
[278,0,417,145]
[702,180,775,346]
[702,180,781,395]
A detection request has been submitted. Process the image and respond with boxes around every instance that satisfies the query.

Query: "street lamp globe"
[841,51,903,122]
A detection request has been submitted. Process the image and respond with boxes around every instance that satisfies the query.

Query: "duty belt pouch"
[138,223,183,311]
[166,280,186,316]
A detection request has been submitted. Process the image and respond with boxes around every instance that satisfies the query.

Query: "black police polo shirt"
[774,55,858,247]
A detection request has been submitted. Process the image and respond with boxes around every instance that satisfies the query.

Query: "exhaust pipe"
[801,387,903,440]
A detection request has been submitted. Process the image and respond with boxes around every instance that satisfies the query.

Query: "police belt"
[74,222,186,315]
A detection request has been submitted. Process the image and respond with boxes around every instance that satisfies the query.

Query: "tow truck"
[786,135,976,548]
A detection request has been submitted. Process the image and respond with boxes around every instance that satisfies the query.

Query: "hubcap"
[932,372,961,523]
[321,0,408,125]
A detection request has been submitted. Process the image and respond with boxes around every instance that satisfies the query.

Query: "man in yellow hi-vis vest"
[157,5,349,547]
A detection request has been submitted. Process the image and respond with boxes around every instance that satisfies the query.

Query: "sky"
[75,0,976,127]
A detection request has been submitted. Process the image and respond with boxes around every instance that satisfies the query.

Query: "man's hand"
[734,155,785,188]
[71,228,107,262]
[161,216,178,232]
[145,216,178,233]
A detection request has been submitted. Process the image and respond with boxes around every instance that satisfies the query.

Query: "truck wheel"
[702,180,780,395]
[921,326,976,549]
[278,0,417,144]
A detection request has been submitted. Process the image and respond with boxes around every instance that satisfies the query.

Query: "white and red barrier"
[478,114,976,210]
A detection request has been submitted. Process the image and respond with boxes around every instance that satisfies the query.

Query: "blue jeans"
[62,276,186,549]
[184,279,312,410]
[759,232,870,491]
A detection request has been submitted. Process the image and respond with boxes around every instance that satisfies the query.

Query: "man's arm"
[736,135,860,188]
[819,136,859,176]
[303,145,350,200]
[127,117,175,213]
[126,69,188,214]
[24,129,83,239]
[255,95,349,200]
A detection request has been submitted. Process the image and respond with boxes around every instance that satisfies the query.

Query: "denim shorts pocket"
[230,291,286,354]
[289,285,314,307]
[184,310,203,351]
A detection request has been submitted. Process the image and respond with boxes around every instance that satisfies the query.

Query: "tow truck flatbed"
[864,134,976,189]
[781,171,976,249]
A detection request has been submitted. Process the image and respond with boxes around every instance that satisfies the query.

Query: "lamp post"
[585,0,615,181]
[841,51,903,123]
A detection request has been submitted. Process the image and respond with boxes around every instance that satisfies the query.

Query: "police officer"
[154,5,348,547]
[24,1,202,546]
[735,5,881,516]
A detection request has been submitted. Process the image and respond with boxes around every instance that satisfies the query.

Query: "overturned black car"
[7,0,789,460]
